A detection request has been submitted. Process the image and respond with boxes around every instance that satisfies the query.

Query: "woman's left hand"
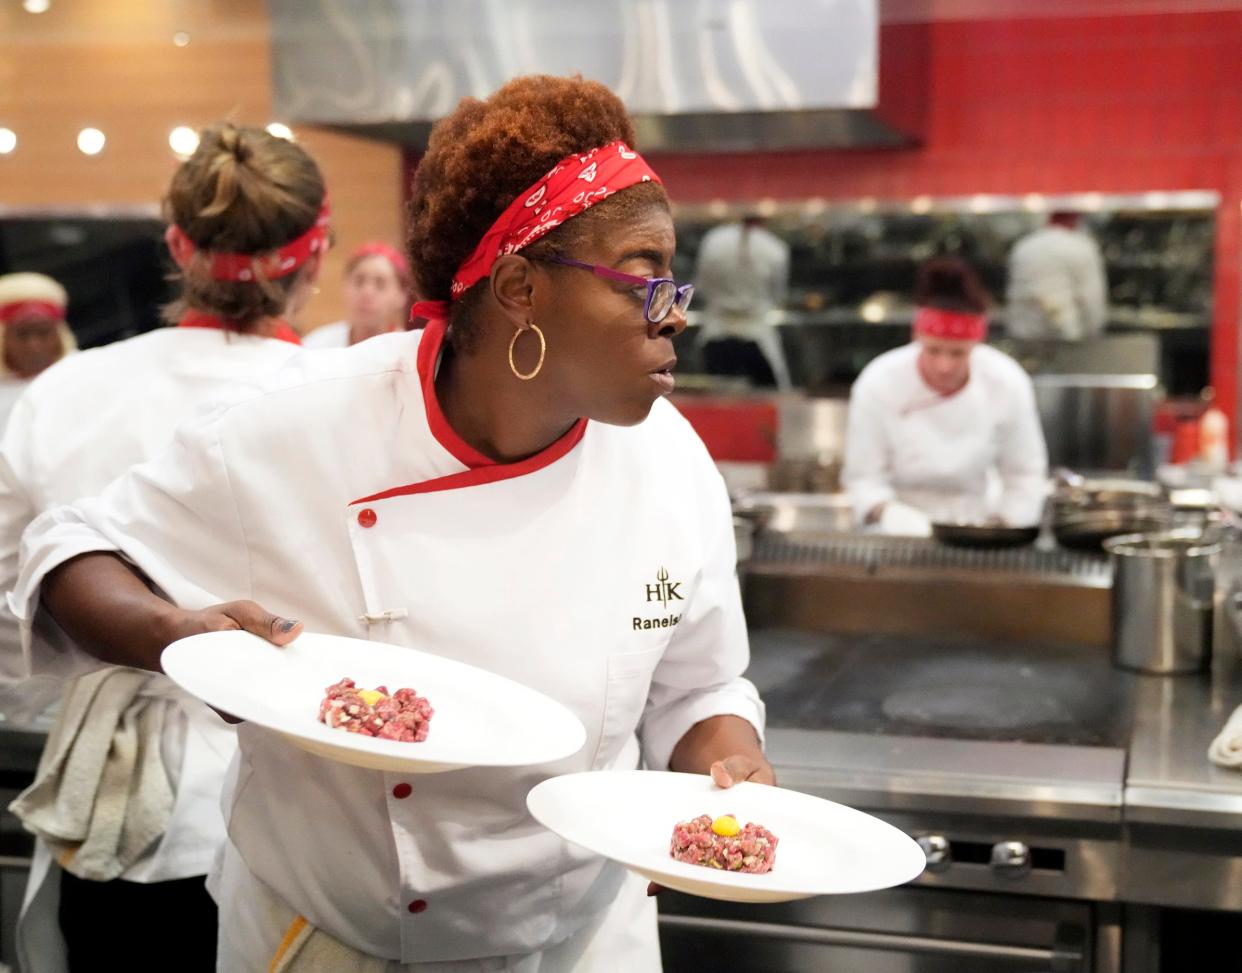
[649,716,776,896]
[710,751,777,788]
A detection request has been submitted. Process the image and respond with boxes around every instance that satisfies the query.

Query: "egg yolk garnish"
[711,815,740,837]
[357,689,387,706]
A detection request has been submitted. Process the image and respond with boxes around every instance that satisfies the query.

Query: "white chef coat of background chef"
[301,319,349,349]
[12,325,764,969]
[843,342,1049,530]
[0,325,301,972]
[693,220,793,390]
[1006,219,1108,342]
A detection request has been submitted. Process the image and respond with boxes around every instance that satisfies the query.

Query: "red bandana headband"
[913,306,988,342]
[0,300,64,325]
[410,141,661,322]
[351,242,409,281]
[172,198,331,283]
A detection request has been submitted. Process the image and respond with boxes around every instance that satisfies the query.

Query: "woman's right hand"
[43,553,303,675]
[160,601,303,723]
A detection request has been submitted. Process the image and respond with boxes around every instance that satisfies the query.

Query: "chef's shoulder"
[608,397,718,480]
[850,343,919,406]
[191,330,421,428]
[973,343,1036,395]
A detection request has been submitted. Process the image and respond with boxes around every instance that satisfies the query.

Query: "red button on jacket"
[357,508,377,528]
[392,783,412,800]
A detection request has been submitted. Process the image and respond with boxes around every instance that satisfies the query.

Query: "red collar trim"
[416,315,497,468]
[350,316,587,504]
[178,311,302,346]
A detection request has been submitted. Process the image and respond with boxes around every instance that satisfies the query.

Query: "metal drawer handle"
[916,834,951,872]
[658,914,1082,967]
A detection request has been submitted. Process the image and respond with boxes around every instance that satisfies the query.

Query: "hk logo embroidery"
[645,566,684,609]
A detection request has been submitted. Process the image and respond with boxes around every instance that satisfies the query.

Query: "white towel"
[9,667,174,880]
[268,918,387,973]
[1208,703,1242,768]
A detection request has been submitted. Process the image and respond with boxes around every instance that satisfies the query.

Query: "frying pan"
[931,523,1041,549]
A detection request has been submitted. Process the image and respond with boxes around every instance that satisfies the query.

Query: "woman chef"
[0,123,321,971]
[0,273,77,430]
[843,257,1048,533]
[302,241,412,349]
[13,75,770,971]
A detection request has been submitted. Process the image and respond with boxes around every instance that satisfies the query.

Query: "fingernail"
[278,618,298,633]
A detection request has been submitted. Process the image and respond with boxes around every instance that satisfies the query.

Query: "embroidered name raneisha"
[634,613,681,631]
[634,567,684,630]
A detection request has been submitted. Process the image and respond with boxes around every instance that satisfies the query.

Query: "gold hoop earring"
[508,324,545,381]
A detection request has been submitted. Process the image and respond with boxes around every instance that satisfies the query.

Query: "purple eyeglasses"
[533,254,694,326]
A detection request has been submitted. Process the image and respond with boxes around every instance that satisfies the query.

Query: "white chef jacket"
[302,320,349,349]
[843,342,1049,527]
[0,377,31,435]
[12,320,765,965]
[0,327,302,886]
[694,222,792,389]
[1006,225,1108,342]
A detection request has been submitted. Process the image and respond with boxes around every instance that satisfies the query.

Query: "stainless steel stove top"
[747,628,1135,748]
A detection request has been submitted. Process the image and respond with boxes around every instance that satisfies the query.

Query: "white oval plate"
[162,630,586,773]
[527,771,925,903]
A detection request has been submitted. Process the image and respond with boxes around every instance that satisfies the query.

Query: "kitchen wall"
[645,8,1242,434]
[0,0,404,331]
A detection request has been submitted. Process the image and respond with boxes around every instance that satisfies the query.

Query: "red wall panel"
[648,10,1242,430]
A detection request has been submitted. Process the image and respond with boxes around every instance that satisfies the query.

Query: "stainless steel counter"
[748,626,1242,911]
[1124,667,1242,830]
[768,729,1125,824]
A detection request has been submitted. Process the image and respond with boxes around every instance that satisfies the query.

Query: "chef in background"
[0,273,77,429]
[1006,211,1108,342]
[0,121,322,973]
[844,256,1048,533]
[694,213,792,389]
[302,241,411,348]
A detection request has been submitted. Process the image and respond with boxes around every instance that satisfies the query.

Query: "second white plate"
[527,770,926,902]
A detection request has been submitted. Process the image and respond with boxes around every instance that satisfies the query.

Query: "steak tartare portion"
[669,814,777,873]
[318,677,433,743]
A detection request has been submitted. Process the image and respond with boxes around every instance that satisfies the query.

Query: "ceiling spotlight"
[173,31,190,47]
[0,129,16,155]
[23,0,51,13]
[77,127,106,156]
[169,126,199,160]
[265,122,294,141]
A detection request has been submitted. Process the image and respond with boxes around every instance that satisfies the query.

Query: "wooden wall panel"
[0,0,402,329]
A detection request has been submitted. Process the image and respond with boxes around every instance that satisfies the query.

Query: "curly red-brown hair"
[407,74,667,348]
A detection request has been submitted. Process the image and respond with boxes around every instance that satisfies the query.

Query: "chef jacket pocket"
[591,647,665,770]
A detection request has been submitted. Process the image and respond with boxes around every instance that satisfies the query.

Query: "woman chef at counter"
[843,257,1048,533]
[13,75,770,970]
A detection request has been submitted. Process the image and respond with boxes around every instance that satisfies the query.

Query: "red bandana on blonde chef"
[410,140,661,322]
[913,307,988,342]
[169,198,332,283]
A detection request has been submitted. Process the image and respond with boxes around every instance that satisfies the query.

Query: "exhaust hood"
[268,0,920,151]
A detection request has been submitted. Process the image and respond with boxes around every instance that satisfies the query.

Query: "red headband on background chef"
[913,307,988,343]
[169,197,332,282]
[409,140,661,323]
[350,242,410,284]
[0,272,68,326]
